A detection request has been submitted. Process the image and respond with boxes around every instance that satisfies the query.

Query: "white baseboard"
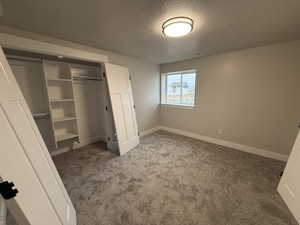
[140,127,161,137]
[51,127,289,162]
[145,126,288,162]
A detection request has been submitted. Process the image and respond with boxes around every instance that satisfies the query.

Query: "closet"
[4,48,113,156]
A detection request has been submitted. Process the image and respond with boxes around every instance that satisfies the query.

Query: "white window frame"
[161,69,197,109]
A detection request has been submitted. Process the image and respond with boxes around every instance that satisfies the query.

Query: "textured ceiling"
[0,0,300,64]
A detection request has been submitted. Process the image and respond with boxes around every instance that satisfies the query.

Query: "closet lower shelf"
[50,98,74,103]
[53,116,76,123]
[55,133,79,142]
[32,112,50,119]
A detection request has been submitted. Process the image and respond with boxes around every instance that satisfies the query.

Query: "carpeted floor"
[53,131,298,225]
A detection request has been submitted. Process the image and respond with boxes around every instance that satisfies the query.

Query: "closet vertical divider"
[42,60,59,149]
[68,63,81,144]
[42,60,79,150]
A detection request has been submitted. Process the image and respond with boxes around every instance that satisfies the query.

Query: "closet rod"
[6,55,42,63]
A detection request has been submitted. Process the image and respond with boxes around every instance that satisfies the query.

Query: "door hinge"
[0,181,18,200]
[133,104,135,109]
[280,171,284,177]
[129,76,131,80]
[105,106,108,111]
[103,72,106,78]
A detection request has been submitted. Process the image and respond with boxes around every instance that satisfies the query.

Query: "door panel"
[0,103,62,225]
[3,100,70,223]
[0,47,76,225]
[111,94,127,142]
[104,63,139,155]
[278,130,300,223]
[103,68,118,152]
[123,92,137,139]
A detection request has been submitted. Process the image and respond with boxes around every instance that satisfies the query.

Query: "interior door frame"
[0,33,108,63]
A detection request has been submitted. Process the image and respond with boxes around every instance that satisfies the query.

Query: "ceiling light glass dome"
[162,17,193,37]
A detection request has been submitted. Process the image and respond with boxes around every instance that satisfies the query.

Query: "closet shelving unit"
[6,48,109,156]
[42,60,79,148]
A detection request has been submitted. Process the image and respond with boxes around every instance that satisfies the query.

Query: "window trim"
[160,103,196,110]
[161,69,197,109]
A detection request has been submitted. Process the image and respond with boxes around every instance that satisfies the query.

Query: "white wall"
[0,25,160,132]
[160,40,300,156]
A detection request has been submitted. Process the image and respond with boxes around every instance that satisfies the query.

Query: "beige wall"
[2,26,300,156]
[0,25,160,132]
[160,40,300,156]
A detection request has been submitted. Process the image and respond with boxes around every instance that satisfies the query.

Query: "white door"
[278,130,300,223]
[0,47,76,225]
[104,63,139,155]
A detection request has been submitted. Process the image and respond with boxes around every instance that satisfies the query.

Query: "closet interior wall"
[71,64,106,147]
[5,49,107,155]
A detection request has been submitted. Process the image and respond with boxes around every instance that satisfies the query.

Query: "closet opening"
[4,48,118,156]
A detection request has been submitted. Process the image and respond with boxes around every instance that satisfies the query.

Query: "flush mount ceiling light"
[162,17,193,38]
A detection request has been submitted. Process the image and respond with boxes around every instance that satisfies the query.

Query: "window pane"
[181,73,196,105]
[166,74,181,104]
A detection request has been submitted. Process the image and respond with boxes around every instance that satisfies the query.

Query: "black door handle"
[0,181,19,200]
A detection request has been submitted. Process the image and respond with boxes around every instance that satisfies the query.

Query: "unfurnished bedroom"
[0,1,299,225]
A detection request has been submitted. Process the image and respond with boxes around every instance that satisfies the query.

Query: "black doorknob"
[0,181,19,200]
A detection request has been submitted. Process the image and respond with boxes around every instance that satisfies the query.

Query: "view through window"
[165,71,196,106]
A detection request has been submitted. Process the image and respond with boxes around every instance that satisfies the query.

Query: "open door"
[278,130,300,223]
[104,63,139,155]
[0,47,76,225]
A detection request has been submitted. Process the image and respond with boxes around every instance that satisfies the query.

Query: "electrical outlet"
[217,128,223,134]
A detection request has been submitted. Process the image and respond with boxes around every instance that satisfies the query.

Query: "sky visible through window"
[166,72,196,106]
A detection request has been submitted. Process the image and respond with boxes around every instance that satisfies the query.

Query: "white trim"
[160,103,196,110]
[0,33,108,63]
[162,69,196,75]
[140,127,161,137]
[144,126,289,162]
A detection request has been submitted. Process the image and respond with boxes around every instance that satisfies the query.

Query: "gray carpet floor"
[53,131,298,225]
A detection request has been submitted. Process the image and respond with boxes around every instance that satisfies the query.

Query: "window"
[161,70,197,107]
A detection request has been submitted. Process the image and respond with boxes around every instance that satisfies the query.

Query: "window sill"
[160,103,196,110]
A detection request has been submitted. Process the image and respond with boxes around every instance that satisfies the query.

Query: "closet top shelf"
[72,75,102,81]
